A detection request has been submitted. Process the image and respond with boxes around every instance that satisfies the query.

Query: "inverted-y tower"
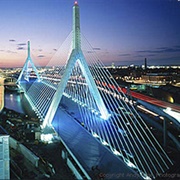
[17,41,40,83]
[43,1,110,128]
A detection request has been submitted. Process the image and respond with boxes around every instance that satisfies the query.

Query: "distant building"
[0,126,10,179]
[141,73,173,84]
[144,58,147,70]
[111,62,115,69]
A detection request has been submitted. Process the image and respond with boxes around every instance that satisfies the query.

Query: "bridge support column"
[17,41,41,84]
[163,118,167,148]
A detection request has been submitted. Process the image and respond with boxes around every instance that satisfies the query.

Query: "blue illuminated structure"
[42,1,110,128]
[17,1,174,179]
[17,41,41,83]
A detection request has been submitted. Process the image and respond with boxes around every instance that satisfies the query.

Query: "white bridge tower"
[43,1,110,128]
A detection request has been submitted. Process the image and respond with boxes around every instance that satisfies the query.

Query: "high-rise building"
[144,58,147,70]
[0,126,10,179]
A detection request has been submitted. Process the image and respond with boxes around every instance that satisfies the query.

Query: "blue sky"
[0,0,180,67]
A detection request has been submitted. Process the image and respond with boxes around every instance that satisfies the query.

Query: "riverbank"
[0,107,75,179]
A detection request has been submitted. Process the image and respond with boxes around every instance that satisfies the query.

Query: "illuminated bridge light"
[95,111,99,115]
[41,134,53,143]
[91,109,95,113]
[92,132,99,138]
[124,159,137,169]
[100,112,111,120]
[101,140,109,146]
[163,107,180,123]
[112,148,121,156]
[159,116,164,120]
[139,171,152,180]
[166,107,172,112]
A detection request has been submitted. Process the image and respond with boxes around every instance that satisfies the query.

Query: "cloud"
[173,45,180,48]
[160,47,180,53]
[118,53,131,57]
[86,47,101,53]
[116,59,143,65]
[16,43,26,50]
[136,46,180,54]
[7,50,17,54]
[17,43,26,46]
[136,50,160,53]
[9,39,16,42]
[17,47,25,50]
[147,54,156,57]
[156,47,169,50]
[0,49,17,53]
[38,55,45,58]
[93,47,101,51]
[134,54,156,58]
[133,54,146,58]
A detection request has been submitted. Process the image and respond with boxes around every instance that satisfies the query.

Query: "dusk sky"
[0,0,180,68]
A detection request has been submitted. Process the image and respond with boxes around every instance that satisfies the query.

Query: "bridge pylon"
[42,1,110,128]
[17,41,41,84]
[19,2,173,179]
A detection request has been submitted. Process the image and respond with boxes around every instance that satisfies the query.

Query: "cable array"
[18,30,173,179]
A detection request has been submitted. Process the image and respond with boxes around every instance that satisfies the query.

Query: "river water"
[5,91,25,114]
[4,89,36,118]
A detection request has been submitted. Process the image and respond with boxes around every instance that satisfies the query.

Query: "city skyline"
[0,0,180,68]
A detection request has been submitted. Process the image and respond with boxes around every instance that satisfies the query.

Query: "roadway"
[0,77,5,112]
[52,95,172,179]
[121,87,180,112]
[13,79,142,179]
[52,97,142,180]
[19,78,174,178]
[32,75,180,112]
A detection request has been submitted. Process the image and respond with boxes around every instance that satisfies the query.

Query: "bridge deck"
[52,99,141,179]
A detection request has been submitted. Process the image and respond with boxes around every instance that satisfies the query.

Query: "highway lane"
[31,75,180,112]
[52,98,142,180]
[121,87,180,112]
[96,81,180,112]
[15,79,174,178]
[57,95,173,179]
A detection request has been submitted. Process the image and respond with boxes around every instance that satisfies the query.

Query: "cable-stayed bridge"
[17,2,173,179]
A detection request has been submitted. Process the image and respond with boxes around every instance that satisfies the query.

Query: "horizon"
[0,0,180,68]
[1,61,180,69]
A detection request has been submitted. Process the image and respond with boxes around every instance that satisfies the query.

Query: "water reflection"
[5,91,25,114]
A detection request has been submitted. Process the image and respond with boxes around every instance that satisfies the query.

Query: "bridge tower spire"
[43,1,110,128]
[73,1,81,50]
[28,41,31,57]
[17,41,41,83]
